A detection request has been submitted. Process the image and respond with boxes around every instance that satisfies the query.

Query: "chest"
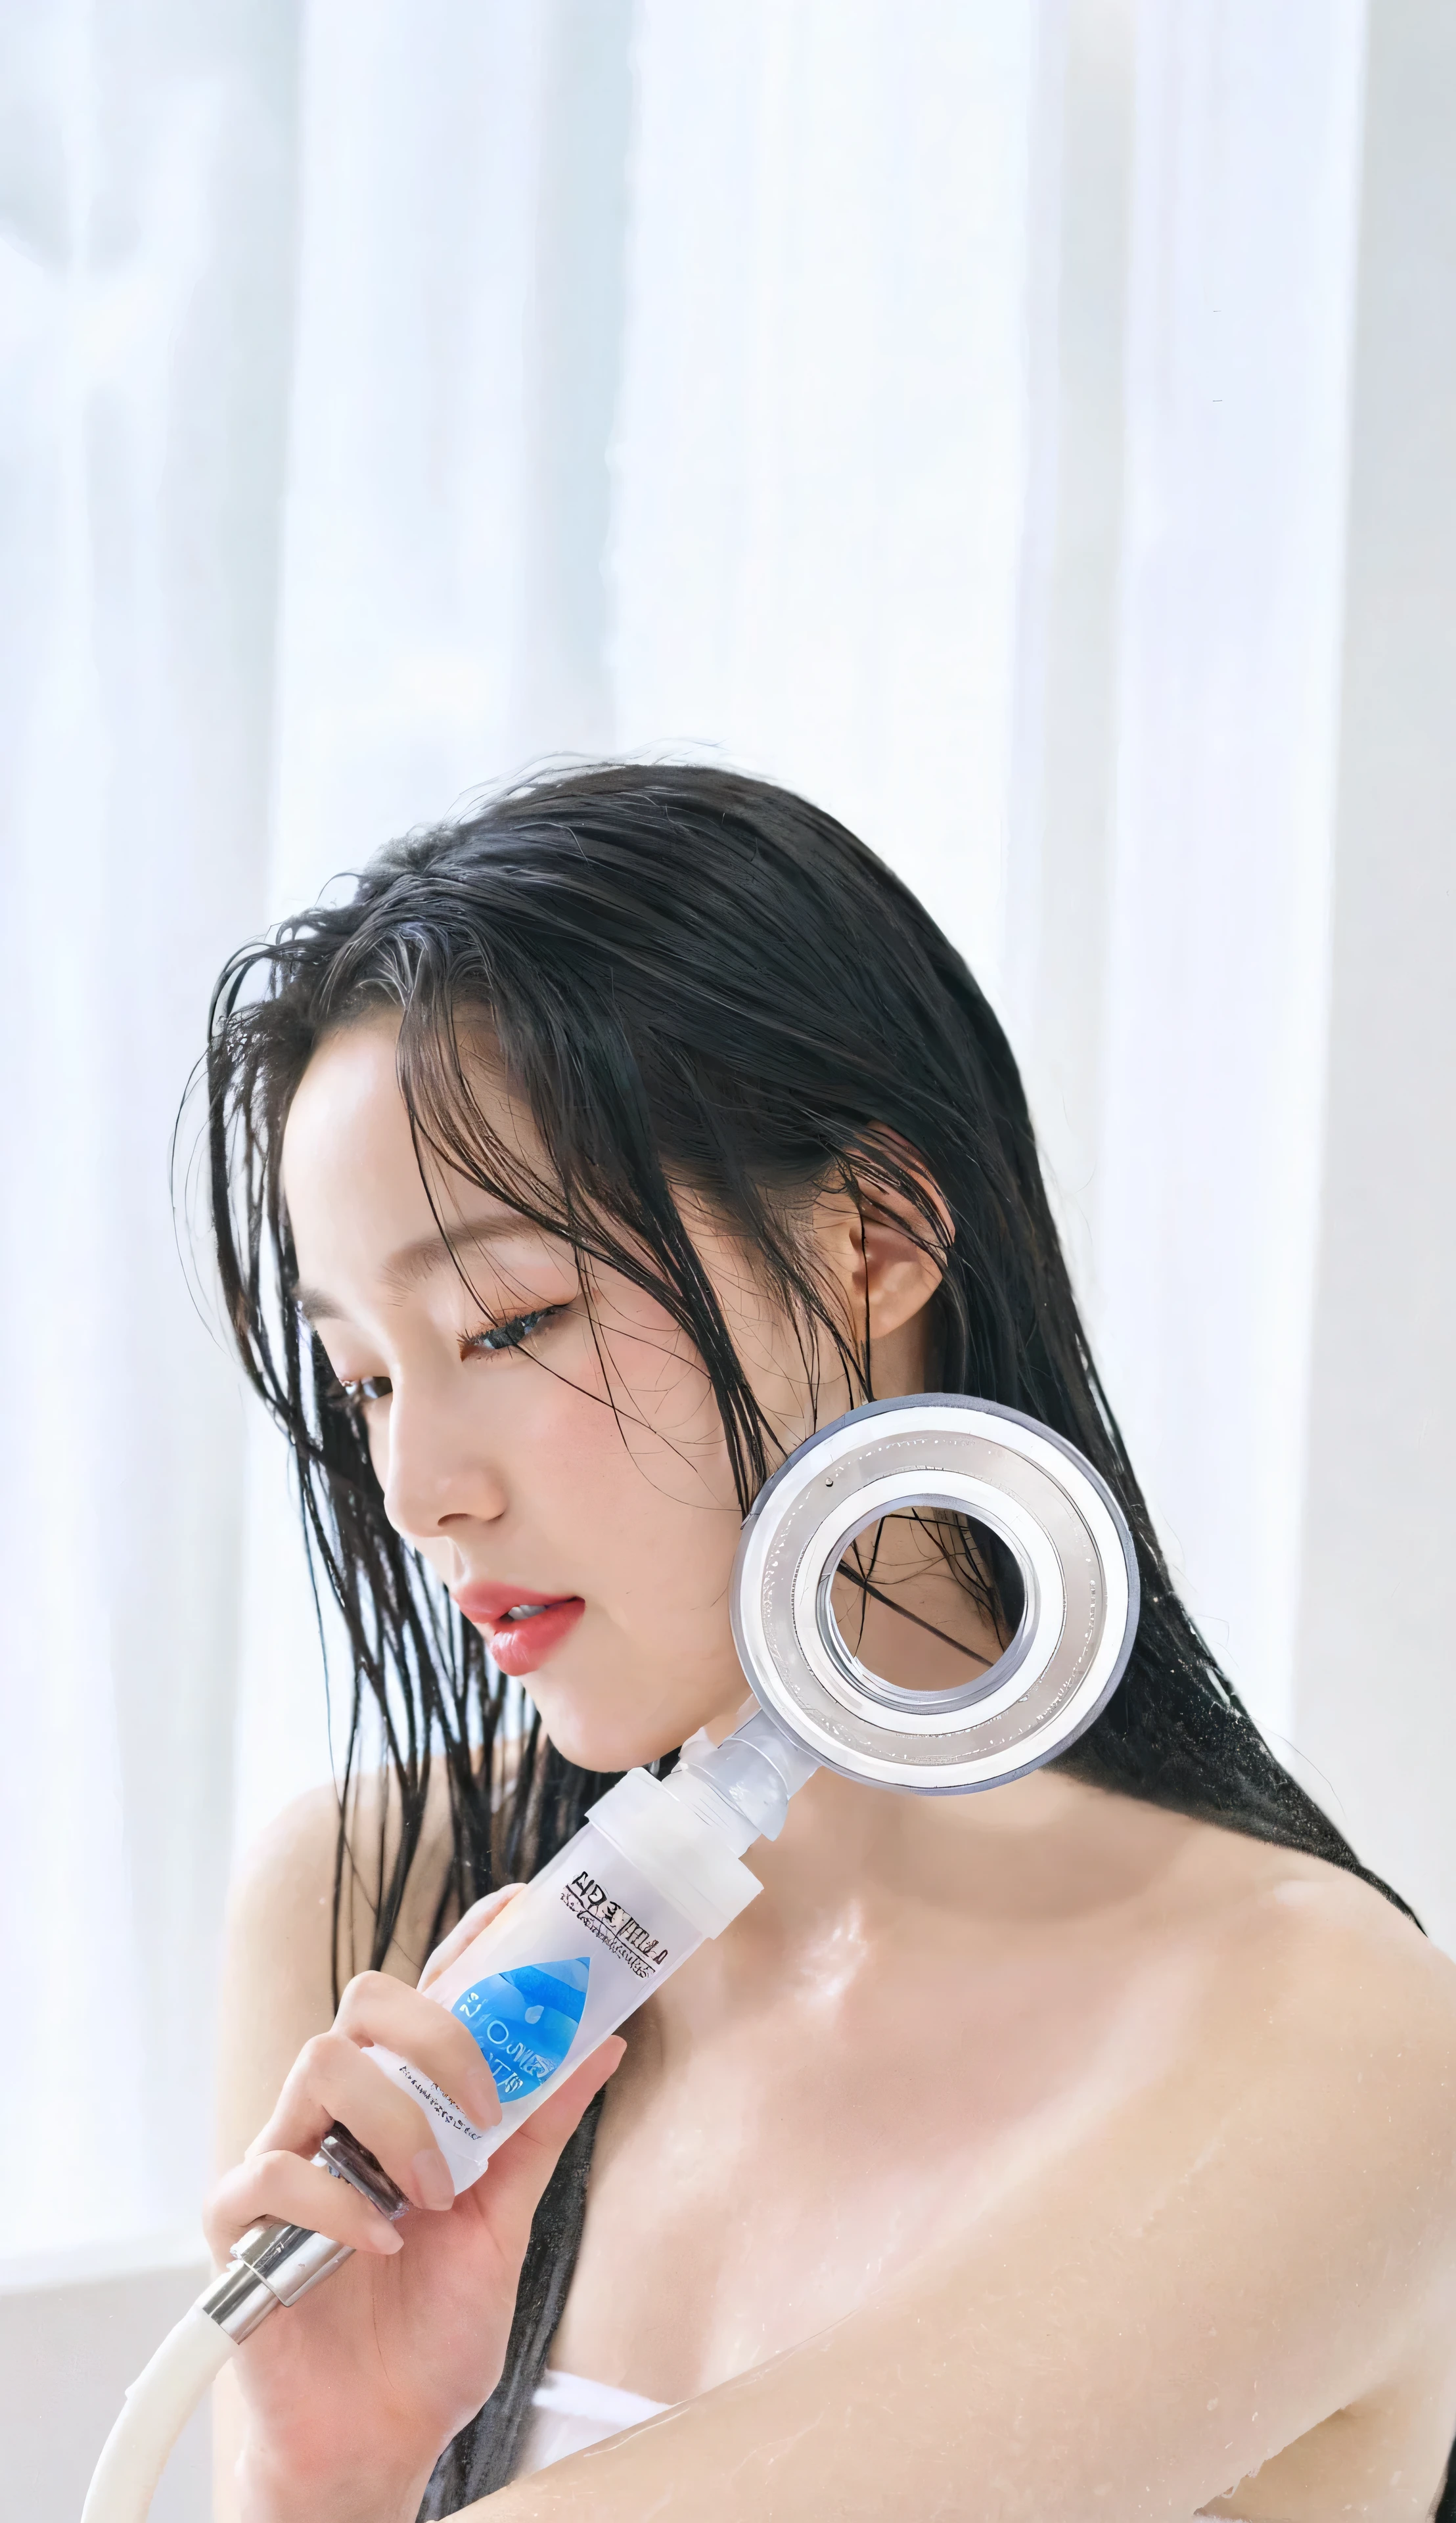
[551,1923,1153,2402]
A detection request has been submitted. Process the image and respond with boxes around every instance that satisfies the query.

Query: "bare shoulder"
[1070,1775,1456,2061]
[1062,1790,1456,2265]
[1189,1821,1456,2039]
[224,1760,460,1982]
[214,1760,461,2170]
[1170,1822,1456,2238]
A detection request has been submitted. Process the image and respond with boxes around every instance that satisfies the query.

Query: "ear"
[813,1146,952,1350]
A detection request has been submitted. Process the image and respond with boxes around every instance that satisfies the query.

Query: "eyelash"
[461,1303,568,1361]
[329,1304,568,1409]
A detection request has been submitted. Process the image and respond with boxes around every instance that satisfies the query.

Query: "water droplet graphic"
[451,1957,591,2106]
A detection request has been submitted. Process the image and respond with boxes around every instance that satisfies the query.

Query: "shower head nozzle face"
[730,1396,1139,1794]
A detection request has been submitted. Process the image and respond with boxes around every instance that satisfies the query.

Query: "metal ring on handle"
[730,1394,1140,1794]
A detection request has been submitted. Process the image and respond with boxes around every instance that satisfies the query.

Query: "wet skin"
[209,1015,1456,2523]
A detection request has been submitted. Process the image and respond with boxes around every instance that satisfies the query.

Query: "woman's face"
[282,1016,913,1771]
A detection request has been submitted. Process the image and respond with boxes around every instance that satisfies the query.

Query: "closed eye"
[461,1302,570,1359]
[325,1302,569,1414]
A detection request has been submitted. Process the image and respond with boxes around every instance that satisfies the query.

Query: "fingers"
[205,2147,403,2266]
[335,1972,503,2132]
[206,2032,626,2283]
[248,1973,502,2214]
[419,1885,526,1993]
[478,2039,626,2263]
[250,2031,453,2211]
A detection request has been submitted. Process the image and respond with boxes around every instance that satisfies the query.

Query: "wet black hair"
[204,761,1418,2509]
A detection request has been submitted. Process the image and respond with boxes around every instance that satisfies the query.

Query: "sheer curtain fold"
[1089,0,1369,1742]
[611,0,1034,986]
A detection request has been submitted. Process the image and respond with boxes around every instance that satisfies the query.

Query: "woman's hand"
[204,1888,624,2523]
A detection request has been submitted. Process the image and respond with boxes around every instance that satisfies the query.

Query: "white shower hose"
[80,2303,235,2523]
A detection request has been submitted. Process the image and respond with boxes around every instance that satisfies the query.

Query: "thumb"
[419,1884,527,1992]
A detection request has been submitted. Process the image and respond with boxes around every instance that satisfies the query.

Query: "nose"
[380,1364,507,1551]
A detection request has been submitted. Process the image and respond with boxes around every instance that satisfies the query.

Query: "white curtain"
[0,0,296,2257]
[610,0,1034,987]
[1065,0,1369,1743]
[5,0,1437,2273]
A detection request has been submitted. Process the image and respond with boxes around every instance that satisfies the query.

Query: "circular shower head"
[730,1394,1139,1794]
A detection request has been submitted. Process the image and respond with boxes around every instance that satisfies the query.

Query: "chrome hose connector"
[201,2124,411,2342]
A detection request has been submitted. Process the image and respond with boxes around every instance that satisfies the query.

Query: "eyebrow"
[292,1215,537,1325]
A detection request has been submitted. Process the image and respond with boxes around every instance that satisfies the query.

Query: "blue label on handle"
[451,1956,591,2104]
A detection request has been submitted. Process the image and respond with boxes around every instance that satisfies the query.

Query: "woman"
[204,764,1456,2520]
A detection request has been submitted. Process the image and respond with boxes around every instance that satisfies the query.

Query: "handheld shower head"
[729,1394,1139,1794]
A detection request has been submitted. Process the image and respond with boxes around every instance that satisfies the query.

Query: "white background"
[1,0,1452,2325]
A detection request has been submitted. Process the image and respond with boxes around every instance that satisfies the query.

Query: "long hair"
[204,762,1417,2508]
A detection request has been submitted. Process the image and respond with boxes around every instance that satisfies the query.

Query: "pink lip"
[452,1583,585,1679]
